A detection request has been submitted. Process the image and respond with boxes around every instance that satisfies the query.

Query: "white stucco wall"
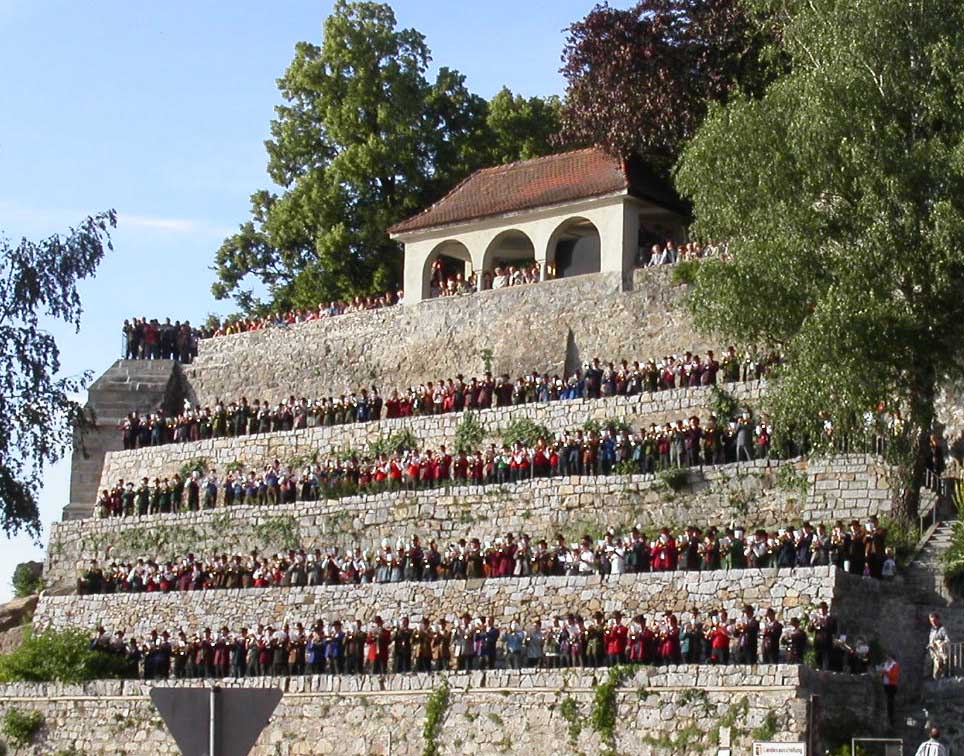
[395,193,678,303]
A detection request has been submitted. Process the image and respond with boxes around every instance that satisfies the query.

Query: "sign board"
[151,686,283,756]
[753,744,807,756]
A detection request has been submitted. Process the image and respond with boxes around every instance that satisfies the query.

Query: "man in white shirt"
[915,728,949,756]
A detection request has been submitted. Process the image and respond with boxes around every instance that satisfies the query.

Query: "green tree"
[484,87,563,165]
[675,0,964,518]
[0,212,115,538]
[212,1,491,314]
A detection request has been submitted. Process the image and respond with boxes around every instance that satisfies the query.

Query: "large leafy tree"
[676,0,964,518]
[213,1,493,314]
[0,212,116,537]
[560,0,775,166]
[485,87,563,165]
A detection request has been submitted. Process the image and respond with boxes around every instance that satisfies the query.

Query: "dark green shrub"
[0,628,129,684]
[1,708,44,747]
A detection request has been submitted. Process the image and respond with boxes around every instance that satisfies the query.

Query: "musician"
[928,613,950,680]
[811,602,838,671]
[761,608,783,664]
[736,605,760,664]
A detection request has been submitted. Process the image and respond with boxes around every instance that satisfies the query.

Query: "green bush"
[0,628,130,684]
[671,260,701,285]
[501,418,550,448]
[879,514,921,566]
[659,467,690,492]
[178,457,209,478]
[454,412,484,454]
[10,563,43,598]
[369,429,420,457]
[708,384,740,420]
[1,709,44,747]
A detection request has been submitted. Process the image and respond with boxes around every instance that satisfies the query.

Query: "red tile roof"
[390,147,637,236]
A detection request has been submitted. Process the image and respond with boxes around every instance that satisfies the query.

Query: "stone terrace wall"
[0,667,842,756]
[96,382,764,502]
[46,456,895,588]
[184,268,711,407]
[34,568,842,639]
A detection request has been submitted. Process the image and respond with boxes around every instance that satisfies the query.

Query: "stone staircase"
[905,520,959,606]
[63,360,186,521]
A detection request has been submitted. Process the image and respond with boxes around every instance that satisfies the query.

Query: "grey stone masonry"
[45,455,896,589]
[34,567,841,639]
[183,268,712,409]
[65,359,186,521]
[95,382,765,506]
[0,666,883,756]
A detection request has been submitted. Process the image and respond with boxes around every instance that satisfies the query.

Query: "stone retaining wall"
[45,456,895,588]
[34,568,842,640]
[96,381,765,505]
[0,667,822,756]
[184,267,711,409]
[0,666,885,756]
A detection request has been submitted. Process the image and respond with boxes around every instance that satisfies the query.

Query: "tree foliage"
[560,0,776,166]
[0,212,115,538]
[213,1,563,315]
[675,0,964,517]
[484,87,563,165]
[0,628,129,684]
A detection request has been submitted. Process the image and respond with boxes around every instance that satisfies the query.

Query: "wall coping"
[36,565,840,611]
[0,664,808,700]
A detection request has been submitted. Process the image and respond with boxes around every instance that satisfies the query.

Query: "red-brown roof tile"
[389,147,634,235]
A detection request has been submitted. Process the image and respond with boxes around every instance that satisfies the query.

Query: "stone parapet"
[46,455,896,588]
[0,665,883,756]
[34,568,841,639]
[95,381,766,504]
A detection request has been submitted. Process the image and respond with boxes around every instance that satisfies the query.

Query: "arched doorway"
[549,218,600,279]
[481,230,536,289]
[424,240,473,298]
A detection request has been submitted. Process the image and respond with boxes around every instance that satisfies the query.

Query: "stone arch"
[547,217,601,279]
[481,230,536,289]
[423,239,473,299]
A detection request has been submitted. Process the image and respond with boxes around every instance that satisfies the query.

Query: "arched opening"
[549,217,601,279]
[481,230,537,289]
[424,240,473,299]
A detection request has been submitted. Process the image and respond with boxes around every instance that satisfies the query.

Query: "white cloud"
[0,200,231,239]
[118,213,232,237]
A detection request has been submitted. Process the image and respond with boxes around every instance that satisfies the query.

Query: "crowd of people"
[118,347,780,450]
[88,601,864,681]
[76,518,894,598]
[133,240,733,344]
[640,240,730,267]
[102,408,785,520]
[121,318,205,362]
[207,292,402,338]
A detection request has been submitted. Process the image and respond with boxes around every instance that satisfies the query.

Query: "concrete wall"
[183,267,710,409]
[33,568,843,639]
[46,455,896,589]
[0,666,852,756]
[95,381,765,503]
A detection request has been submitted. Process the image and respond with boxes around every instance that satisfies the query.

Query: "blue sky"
[0,0,631,600]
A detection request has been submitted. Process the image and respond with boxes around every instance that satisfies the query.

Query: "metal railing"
[949,642,964,677]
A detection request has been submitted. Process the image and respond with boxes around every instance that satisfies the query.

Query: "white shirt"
[915,740,949,756]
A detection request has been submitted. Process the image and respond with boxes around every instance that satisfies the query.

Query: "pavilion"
[389,146,689,304]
